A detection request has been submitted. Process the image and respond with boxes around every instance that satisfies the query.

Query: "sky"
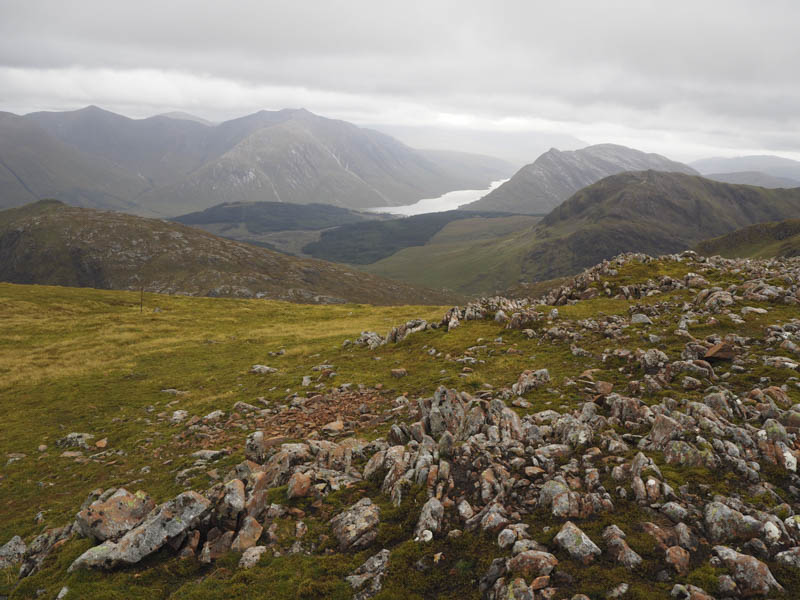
[0,0,798,163]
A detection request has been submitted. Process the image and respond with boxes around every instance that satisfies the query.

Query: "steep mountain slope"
[695,219,800,258]
[0,200,458,304]
[703,171,800,188]
[463,143,698,214]
[0,112,148,211]
[16,106,511,216]
[521,170,800,280]
[691,154,800,181]
[365,171,800,293]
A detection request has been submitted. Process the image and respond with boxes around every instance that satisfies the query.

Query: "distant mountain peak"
[463,143,697,215]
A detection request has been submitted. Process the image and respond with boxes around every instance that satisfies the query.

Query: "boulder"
[415,497,444,539]
[75,488,155,542]
[506,550,558,578]
[346,548,390,600]
[713,545,783,597]
[554,521,601,564]
[69,492,211,571]
[330,498,380,551]
[0,535,26,569]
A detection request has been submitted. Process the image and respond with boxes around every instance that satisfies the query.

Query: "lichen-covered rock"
[554,521,601,564]
[0,535,26,569]
[506,550,558,578]
[415,497,444,539]
[75,488,155,542]
[713,545,783,597]
[69,492,211,571]
[346,548,390,600]
[329,498,380,551]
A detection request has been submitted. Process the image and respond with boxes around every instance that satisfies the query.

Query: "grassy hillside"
[366,171,800,293]
[0,201,458,305]
[3,253,800,599]
[695,219,800,258]
[362,215,541,294]
[302,210,521,265]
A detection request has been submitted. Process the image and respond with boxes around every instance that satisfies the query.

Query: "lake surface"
[368,179,507,216]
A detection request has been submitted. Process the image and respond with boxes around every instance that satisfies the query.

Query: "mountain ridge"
[464,143,697,214]
[0,200,459,305]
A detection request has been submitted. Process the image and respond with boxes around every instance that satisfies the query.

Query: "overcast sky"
[0,0,798,162]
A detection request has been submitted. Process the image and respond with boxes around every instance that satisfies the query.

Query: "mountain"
[158,111,216,126]
[0,111,148,211]
[172,201,386,254]
[463,143,698,214]
[691,154,800,181]
[703,171,800,188]
[695,218,800,258]
[364,171,800,293]
[371,123,586,166]
[12,106,512,216]
[0,200,458,305]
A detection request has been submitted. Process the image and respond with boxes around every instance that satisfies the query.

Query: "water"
[368,179,508,216]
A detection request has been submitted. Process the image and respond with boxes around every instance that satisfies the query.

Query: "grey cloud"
[0,0,798,161]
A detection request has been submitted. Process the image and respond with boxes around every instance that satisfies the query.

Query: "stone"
[200,530,234,563]
[239,545,268,569]
[346,548,390,600]
[218,479,246,529]
[511,369,551,396]
[506,550,558,578]
[0,535,26,569]
[231,516,263,552]
[554,521,601,564]
[704,342,735,361]
[250,365,277,374]
[704,501,760,544]
[69,492,211,571]
[415,497,444,539]
[713,545,783,597]
[75,488,155,542]
[665,545,690,575]
[287,471,312,499]
[330,498,380,551]
[631,313,653,325]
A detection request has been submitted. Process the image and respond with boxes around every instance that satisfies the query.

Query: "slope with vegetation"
[463,143,697,214]
[365,171,800,294]
[2,251,800,600]
[301,209,526,265]
[695,219,800,258]
[2,106,514,215]
[0,200,458,305]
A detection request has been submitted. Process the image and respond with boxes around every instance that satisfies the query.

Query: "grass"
[2,256,800,598]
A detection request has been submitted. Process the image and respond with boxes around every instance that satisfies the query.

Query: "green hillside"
[695,219,800,258]
[0,201,458,305]
[365,171,800,293]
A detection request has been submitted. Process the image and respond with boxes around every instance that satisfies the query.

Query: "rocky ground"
[3,251,800,599]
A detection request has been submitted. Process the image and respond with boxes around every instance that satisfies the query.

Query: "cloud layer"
[1,0,798,161]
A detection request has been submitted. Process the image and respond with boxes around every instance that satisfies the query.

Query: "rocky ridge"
[4,251,800,598]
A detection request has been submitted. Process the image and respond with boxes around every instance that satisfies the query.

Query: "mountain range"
[463,143,698,214]
[0,106,514,216]
[690,154,800,182]
[0,200,458,305]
